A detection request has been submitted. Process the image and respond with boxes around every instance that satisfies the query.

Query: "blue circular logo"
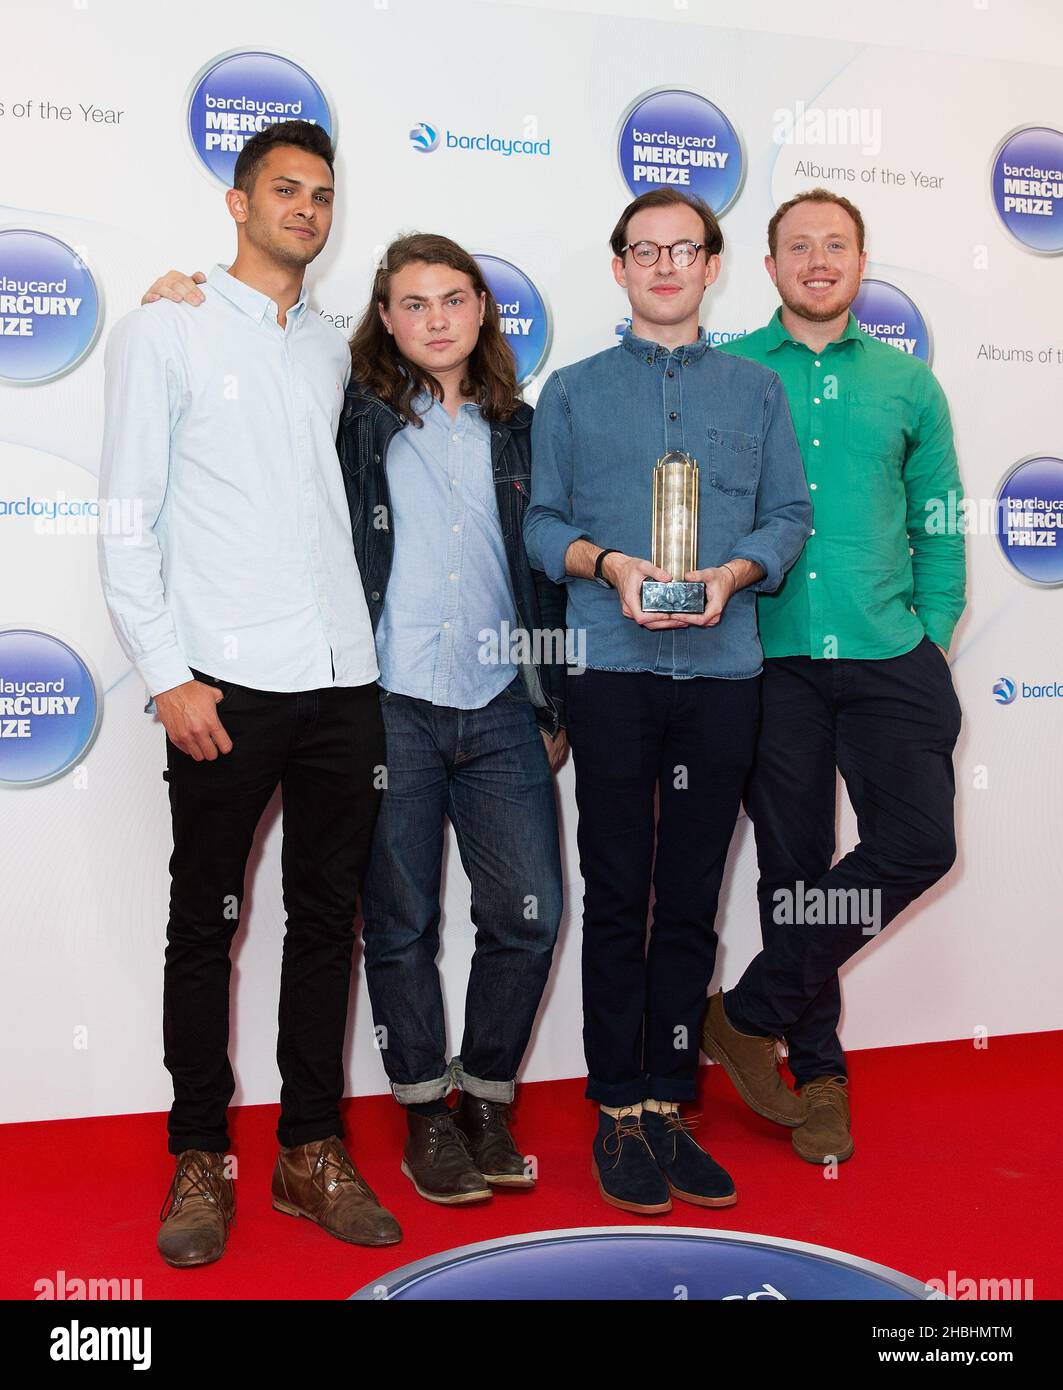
[617,90,743,215]
[851,278,931,363]
[991,126,1063,255]
[187,51,333,186]
[0,629,101,787]
[409,121,439,153]
[475,255,550,385]
[351,1227,938,1301]
[0,230,101,384]
[995,455,1063,586]
[993,677,1017,706]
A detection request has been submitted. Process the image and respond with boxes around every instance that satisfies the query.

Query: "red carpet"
[3,1031,1059,1301]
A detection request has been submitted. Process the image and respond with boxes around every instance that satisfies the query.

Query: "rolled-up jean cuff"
[450,1057,514,1104]
[584,1073,649,1108]
[645,1075,697,1104]
[391,1072,453,1106]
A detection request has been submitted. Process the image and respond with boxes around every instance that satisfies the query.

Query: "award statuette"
[640,450,706,614]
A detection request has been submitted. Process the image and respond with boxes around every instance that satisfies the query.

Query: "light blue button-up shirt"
[376,392,517,708]
[99,264,378,697]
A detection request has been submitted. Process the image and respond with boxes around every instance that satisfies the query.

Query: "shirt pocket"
[845,393,906,465]
[707,426,761,497]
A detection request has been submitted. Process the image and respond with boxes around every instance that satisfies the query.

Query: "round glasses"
[621,240,704,268]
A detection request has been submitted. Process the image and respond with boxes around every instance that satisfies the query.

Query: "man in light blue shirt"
[98,121,399,1268]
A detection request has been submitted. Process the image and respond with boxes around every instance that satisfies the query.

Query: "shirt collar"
[762,305,866,354]
[207,264,308,325]
[621,324,711,365]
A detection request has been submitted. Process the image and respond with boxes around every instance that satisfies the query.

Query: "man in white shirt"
[98,121,399,1267]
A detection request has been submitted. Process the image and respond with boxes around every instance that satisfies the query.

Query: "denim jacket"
[524,329,812,680]
[336,382,566,733]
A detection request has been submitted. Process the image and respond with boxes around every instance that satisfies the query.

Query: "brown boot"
[701,992,807,1127]
[157,1149,234,1268]
[401,1110,492,1205]
[454,1092,534,1188]
[792,1077,853,1164]
[272,1136,401,1246]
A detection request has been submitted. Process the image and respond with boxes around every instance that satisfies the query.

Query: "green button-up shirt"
[716,308,966,659]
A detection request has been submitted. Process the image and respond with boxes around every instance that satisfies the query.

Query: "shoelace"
[601,1112,649,1170]
[314,1138,372,1199]
[803,1079,847,1109]
[159,1154,234,1230]
[659,1109,702,1162]
[428,1114,475,1162]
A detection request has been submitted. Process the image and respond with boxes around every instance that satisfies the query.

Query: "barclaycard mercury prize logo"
[474,255,550,385]
[851,279,931,363]
[0,629,101,787]
[995,456,1063,586]
[617,89,744,214]
[0,229,101,384]
[186,51,333,185]
[991,125,1063,255]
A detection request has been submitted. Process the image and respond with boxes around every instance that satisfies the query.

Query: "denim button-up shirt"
[524,328,812,679]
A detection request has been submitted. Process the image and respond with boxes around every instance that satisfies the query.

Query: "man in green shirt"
[702,188,965,1163]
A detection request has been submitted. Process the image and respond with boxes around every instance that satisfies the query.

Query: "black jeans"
[162,672,384,1155]
[730,637,962,1082]
[566,667,760,1107]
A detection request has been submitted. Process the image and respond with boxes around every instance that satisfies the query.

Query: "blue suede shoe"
[592,1109,671,1215]
[641,1108,737,1208]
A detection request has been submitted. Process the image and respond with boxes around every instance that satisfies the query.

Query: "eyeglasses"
[621,240,705,268]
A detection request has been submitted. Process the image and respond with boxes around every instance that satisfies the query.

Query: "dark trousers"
[163,672,384,1155]
[361,680,562,1104]
[566,668,760,1107]
[730,637,962,1083]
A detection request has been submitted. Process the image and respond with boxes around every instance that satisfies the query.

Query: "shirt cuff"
[137,648,195,704]
[537,522,591,585]
[917,611,959,654]
[725,547,780,595]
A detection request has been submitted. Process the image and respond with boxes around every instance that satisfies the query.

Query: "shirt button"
[371,591,380,600]
[669,411,678,420]
[667,370,675,378]
[443,621,450,629]
[449,572,457,581]
[451,478,459,486]
[809,571,817,579]
[810,528,816,536]
[814,359,822,367]
[452,524,460,532]
[451,434,460,442]
[813,397,821,405]
[810,483,818,491]
[646,355,653,364]
[812,439,820,446]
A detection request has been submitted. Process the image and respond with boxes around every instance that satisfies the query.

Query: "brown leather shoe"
[272,1136,401,1246]
[792,1076,853,1164]
[454,1092,534,1188]
[157,1149,234,1268]
[401,1110,492,1205]
[701,991,807,1127]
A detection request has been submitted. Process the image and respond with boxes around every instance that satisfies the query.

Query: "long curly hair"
[349,232,520,427]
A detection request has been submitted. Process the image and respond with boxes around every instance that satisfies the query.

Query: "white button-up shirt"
[99,265,377,697]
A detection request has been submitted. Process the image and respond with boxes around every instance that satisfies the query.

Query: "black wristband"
[594,548,619,587]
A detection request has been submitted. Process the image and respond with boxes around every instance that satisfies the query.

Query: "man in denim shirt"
[525,190,811,1214]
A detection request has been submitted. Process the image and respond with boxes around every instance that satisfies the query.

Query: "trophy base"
[641,579,706,614]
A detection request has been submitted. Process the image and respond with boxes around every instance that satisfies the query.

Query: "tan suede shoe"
[701,991,807,1127]
[157,1149,234,1268]
[272,1136,401,1246]
[792,1076,853,1163]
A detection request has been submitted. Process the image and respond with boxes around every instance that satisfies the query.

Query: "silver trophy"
[640,450,706,614]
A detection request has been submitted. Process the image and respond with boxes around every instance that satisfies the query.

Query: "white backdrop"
[2,0,1061,1123]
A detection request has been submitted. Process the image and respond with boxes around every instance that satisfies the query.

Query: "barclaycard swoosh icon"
[993,677,1016,705]
[409,121,439,153]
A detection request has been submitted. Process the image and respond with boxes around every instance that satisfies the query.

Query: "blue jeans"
[361,679,563,1104]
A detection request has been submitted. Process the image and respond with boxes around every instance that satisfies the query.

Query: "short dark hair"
[767,188,866,258]
[232,120,335,194]
[609,189,724,259]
